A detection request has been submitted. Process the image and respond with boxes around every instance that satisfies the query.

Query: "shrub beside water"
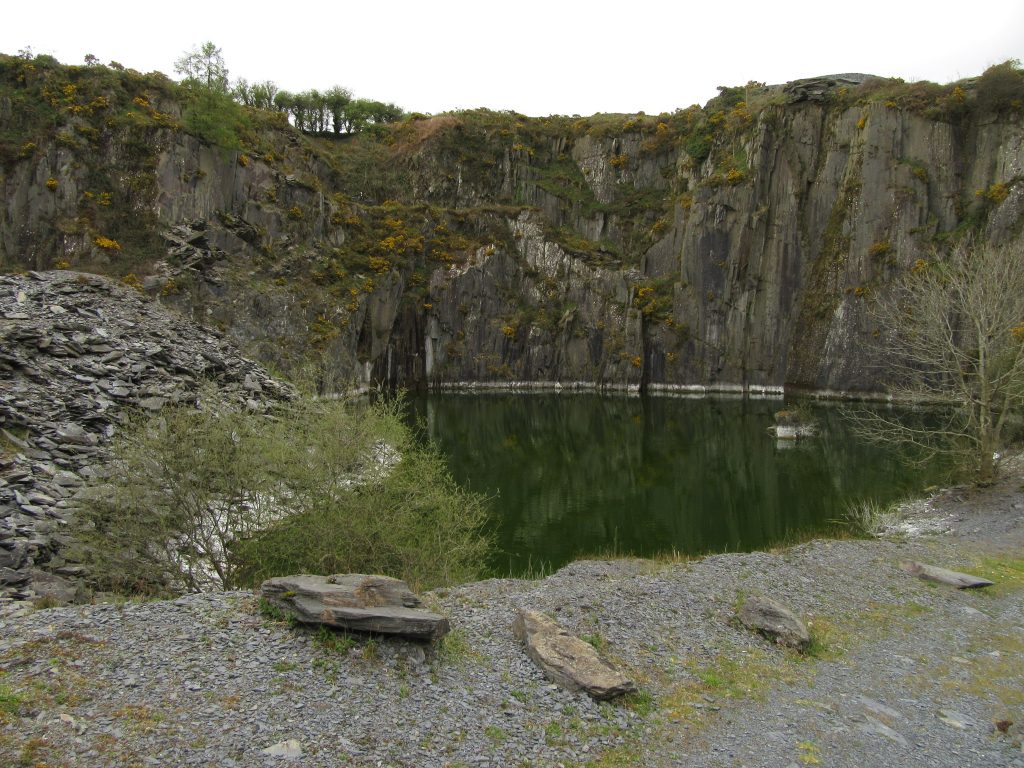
[75,394,491,596]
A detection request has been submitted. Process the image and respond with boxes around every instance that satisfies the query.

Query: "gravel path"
[1,470,1022,767]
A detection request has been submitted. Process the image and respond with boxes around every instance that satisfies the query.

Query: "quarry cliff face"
[2,61,1023,395]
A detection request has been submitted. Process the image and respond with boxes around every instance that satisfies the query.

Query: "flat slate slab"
[260,574,450,641]
[900,561,994,589]
[512,609,636,700]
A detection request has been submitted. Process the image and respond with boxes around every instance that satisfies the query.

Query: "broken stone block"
[901,561,994,589]
[512,609,636,700]
[737,595,811,651]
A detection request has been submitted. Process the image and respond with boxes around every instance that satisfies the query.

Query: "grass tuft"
[841,499,904,537]
[313,625,357,655]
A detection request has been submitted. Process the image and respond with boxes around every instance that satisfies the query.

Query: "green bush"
[684,130,712,164]
[182,87,253,149]
[75,394,491,595]
[975,59,1024,114]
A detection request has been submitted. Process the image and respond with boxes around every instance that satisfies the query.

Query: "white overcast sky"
[3,1,1022,117]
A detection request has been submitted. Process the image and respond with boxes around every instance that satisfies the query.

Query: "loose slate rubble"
[0,270,293,605]
[260,574,450,641]
[901,561,994,589]
[512,608,636,700]
[736,595,812,651]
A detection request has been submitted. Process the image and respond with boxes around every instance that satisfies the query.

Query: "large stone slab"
[901,561,994,589]
[260,573,449,641]
[512,609,636,700]
[737,595,811,651]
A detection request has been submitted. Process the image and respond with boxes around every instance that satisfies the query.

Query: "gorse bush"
[75,394,491,596]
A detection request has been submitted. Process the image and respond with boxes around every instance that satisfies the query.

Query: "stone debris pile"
[0,270,292,606]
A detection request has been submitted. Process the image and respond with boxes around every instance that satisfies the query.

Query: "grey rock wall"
[2,97,1022,396]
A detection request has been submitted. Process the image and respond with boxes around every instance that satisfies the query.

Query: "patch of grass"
[32,595,60,611]
[313,625,356,655]
[650,548,696,565]
[796,740,822,765]
[964,556,1024,596]
[0,633,103,726]
[804,617,848,660]
[437,627,480,666]
[584,743,644,767]
[622,689,655,717]
[483,724,507,743]
[901,600,932,616]
[272,660,299,673]
[515,556,553,580]
[581,632,608,654]
[0,427,29,457]
[952,631,1024,709]
[0,682,25,718]
[113,704,164,734]
[655,643,810,727]
[544,720,565,745]
[765,523,859,553]
[257,597,287,623]
[15,736,52,768]
[361,637,379,661]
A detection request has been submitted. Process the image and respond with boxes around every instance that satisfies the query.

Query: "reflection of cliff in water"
[410,394,941,574]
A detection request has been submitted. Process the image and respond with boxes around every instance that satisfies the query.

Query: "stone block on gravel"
[260,573,450,641]
[737,595,811,651]
[261,739,303,758]
[900,561,994,589]
[512,608,636,700]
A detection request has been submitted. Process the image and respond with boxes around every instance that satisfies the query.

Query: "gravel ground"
[1,469,1022,767]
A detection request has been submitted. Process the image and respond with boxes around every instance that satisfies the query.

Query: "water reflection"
[410,394,941,575]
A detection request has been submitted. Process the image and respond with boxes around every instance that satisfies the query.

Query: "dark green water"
[410,393,942,575]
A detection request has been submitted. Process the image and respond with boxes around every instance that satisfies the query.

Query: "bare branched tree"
[174,41,230,94]
[856,238,1024,483]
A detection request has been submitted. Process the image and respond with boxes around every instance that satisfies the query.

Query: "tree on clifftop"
[857,238,1024,483]
[174,41,229,93]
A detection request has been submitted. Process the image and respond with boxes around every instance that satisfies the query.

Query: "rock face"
[260,574,450,641]
[2,58,1023,396]
[901,561,994,589]
[0,271,292,603]
[512,609,636,700]
[737,595,811,651]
